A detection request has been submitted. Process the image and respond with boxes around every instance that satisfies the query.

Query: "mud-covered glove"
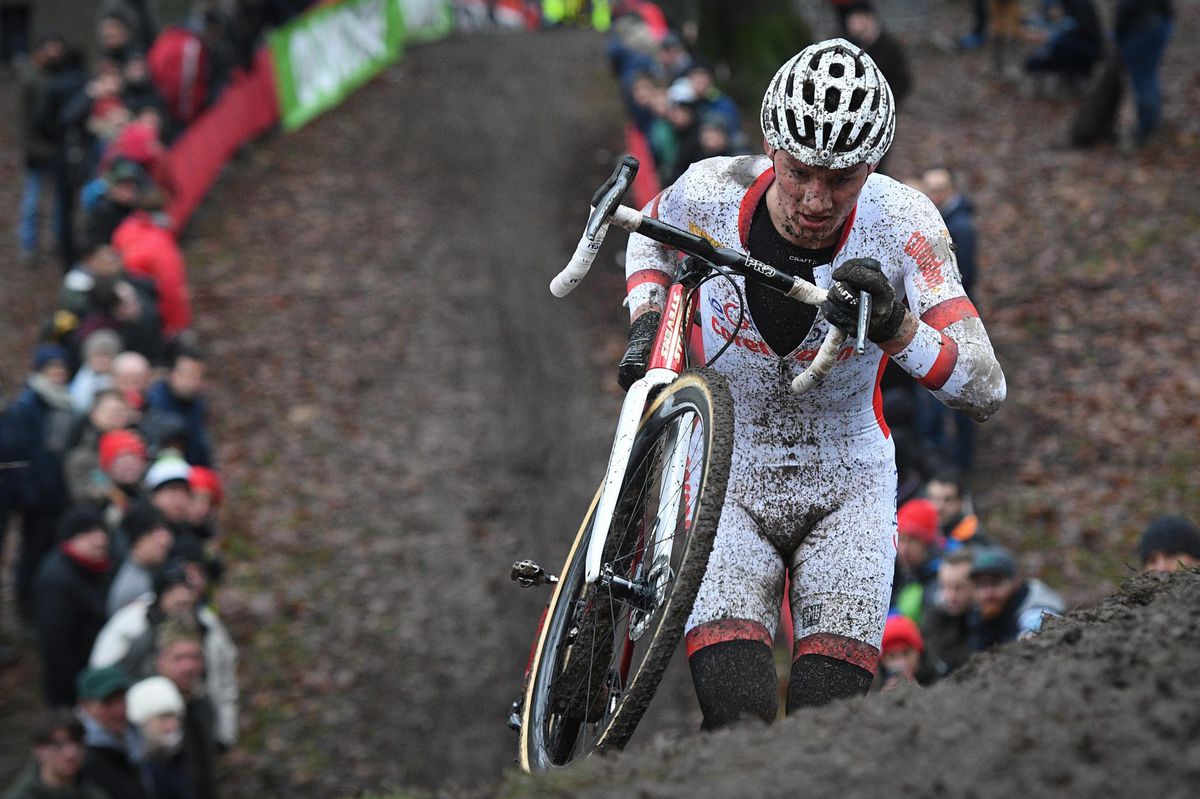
[820,258,907,343]
[618,310,661,391]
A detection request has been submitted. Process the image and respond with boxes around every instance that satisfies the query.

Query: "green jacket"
[1,764,111,799]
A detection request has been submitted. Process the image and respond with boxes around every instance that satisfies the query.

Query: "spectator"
[961,0,989,50]
[112,207,193,339]
[143,457,194,539]
[112,350,152,415]
[1024,0,1104,89]
[1115,0,1174,146]
[126,676,190,799]
[654,99,698,184]
[154,618,217,799]
[654,31,692,84]
[33,506,112,706]
[920,548,975,676]
[913,167,978,473]
[876,614,936,690]
[926,469,989,547]
[119,54,164,118]
[891,498,942,623]
[845,4,912,107]
[145,348,213,467]
[91,560,197,673]
[68,329,121,413]
[76,666,147,799]
[95,428,149,534]
[108,504,173,615]
[671,62,740,145]
[1138,515,1200,574]
[1,709,107,799]
[186,466,223,543]
[967,546,1065,652]
[91,560,239,749]
[8,344,78,622]
[98,9,141,67]
[989,0,1023,77]
[24,38,89,270]
[64,388,132,504]
[16,33,69,269]
[85,159,153,249]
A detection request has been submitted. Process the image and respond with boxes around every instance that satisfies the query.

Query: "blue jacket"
[145,380,213,467]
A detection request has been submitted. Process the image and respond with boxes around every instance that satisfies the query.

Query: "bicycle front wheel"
[519,369,734,772]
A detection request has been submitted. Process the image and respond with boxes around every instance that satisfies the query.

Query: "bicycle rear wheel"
[519,369,734,772]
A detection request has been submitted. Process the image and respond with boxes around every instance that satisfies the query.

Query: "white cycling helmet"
[761,38,896,169]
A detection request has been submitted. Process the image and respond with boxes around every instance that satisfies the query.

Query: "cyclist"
[618,39,1006,728]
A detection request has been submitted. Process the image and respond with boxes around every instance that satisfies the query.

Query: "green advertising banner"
[270,0,406,132]
[399,0,454,43]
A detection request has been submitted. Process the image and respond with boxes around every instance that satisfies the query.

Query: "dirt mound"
[505,570,1200,798]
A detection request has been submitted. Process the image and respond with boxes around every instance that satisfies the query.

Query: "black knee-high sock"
[786,653,873,713]
[689,639,778,730]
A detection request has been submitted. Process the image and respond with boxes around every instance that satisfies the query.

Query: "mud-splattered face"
[766,149,870,248]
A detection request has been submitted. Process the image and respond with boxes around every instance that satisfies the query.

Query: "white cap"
[126,676,185,725]
[144,457,192,492]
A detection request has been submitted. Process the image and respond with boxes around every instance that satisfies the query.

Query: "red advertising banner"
[162,48,282,232]
[623,124,662,209]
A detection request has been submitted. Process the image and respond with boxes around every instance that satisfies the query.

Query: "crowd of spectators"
[602,0,1195,695]
[3,2,313,797]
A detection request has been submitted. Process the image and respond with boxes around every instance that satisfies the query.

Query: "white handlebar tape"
[550,219,610,297]
[791,326,846,395]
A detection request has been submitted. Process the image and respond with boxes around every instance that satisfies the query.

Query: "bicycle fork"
[585,279,694,585]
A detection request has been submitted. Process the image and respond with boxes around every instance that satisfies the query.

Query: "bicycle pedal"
[507,698,522,732]
[511,559,559,588]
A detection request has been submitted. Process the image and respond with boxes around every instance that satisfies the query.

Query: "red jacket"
[112,212,192,337]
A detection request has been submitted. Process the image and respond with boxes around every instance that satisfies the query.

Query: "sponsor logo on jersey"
[904,230,946,289]
[709,315,856,363]
[708,298,757,332]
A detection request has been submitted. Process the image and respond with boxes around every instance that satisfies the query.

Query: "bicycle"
[511,155,870,772]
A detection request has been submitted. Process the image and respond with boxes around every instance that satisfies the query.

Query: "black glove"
[618,311,661,391]
[820,258,907,343]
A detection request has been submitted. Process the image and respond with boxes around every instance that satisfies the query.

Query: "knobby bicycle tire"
[519,368,734,772]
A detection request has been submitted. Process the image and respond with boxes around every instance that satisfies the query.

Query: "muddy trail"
[174,31,644,796]
[509,570,1200,799]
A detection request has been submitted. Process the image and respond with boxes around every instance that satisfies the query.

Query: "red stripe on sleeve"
[919,332,959,390]
[920,296,979,331]
[685,618,773,658]
[626,269,672,295]
[793,632,880,675]
[649,188,666,220]
[738,168,775,248]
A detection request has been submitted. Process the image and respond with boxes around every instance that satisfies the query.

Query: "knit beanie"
[126,677,185,725]
[881,614,924,655]
[897,498,940,546]
[1138,516,1200,565]
[99,429,147,472]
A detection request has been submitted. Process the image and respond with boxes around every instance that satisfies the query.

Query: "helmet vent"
[824,87,840,113]
[802,79,814,105]
[829,62,844,78]
[849,88,866,112]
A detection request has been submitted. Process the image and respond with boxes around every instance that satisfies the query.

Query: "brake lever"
[586,155,639,240]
